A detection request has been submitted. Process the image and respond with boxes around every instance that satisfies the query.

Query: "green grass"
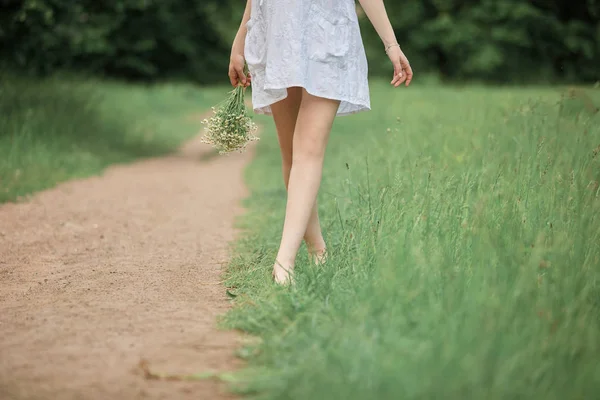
[224,81,600,399]
[0,73,226,203]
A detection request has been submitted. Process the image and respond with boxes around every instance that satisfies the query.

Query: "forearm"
[357,0,397,47]
[231,0,253,56]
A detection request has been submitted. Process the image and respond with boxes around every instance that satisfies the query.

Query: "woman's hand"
[356,0,413,87]
[387,45,413,87]
[229,0,253,87]
[228,53,251,87]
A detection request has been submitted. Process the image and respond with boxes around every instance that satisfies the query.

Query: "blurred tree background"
[366,0,600,83]
[0,0,242,82]
[0,0,599,83]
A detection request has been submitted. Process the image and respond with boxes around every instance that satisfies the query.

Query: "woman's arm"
[228,0,252,87]
[357,0,413,87]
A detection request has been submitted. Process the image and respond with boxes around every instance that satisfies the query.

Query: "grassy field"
[0,73,225,203]
[224,81,600,399]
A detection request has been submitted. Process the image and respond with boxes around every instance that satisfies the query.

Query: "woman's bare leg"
[270,88,327,263]
[272,89,340,283]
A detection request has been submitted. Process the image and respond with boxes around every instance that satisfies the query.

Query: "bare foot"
[306,240,327,266]
[272,260,294,285]
[308,247,327,265]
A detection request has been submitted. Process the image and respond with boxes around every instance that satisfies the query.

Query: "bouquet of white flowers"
[200,68,259,154]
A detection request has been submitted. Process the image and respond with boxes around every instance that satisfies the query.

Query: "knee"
[293,139,325,163]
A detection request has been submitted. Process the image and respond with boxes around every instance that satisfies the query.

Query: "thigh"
[294,89,340,151]
[271,87,303,160]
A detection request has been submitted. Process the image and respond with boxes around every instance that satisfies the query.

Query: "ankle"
[274,256,295,270]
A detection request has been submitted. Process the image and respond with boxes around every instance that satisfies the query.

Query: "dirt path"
[0,125,256,400]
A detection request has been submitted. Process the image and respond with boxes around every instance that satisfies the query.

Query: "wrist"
[382,36,398,46]
[384,43,400,54]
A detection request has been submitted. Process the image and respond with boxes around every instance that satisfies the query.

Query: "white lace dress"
[244,0,370,116]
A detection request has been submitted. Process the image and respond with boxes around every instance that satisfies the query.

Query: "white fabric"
[244,0,371,116]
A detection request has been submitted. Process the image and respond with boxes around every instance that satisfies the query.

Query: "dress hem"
[250,83,371,117]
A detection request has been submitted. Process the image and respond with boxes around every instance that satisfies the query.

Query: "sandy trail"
[0,126,255,399]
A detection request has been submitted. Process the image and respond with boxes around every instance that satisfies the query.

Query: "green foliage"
[0,0,598,82]
[0,71,226,202]
[224,82,600,399]
[360,0,600,82]
[0,0,243,83]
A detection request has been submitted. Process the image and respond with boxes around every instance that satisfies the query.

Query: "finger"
[394,75,403,87]
[404,65,413,86]
[228,67,238,87]
[235,66,247,86]
[391,63,402,85]
[245,73,252,87]
[393,67,406,87]
[396,69,407,87]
